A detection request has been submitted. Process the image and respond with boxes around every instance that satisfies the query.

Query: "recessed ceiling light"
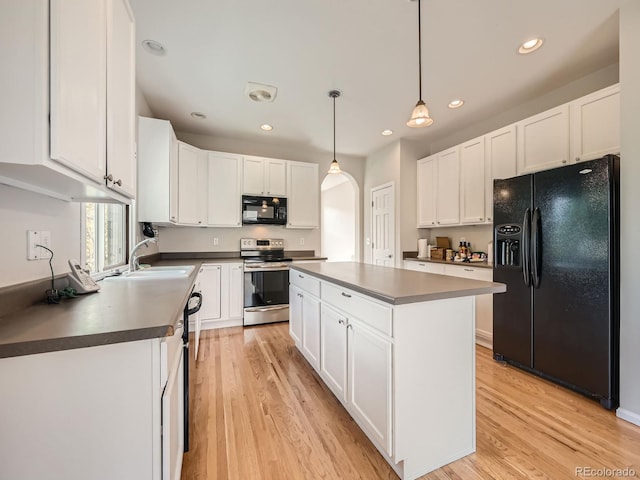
[142,39,167,56]
[381,129,393,136]
[260,124,273,131]
[448,99,464,109]
[190,112,206,120]
[518,38,544,54]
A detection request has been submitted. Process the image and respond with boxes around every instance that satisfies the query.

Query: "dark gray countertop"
[290,262,505,305]
[0,260,202,359]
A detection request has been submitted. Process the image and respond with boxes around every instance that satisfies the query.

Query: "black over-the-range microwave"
[242,195,287,225]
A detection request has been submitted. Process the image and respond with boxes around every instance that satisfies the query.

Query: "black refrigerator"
[493,155,619,410]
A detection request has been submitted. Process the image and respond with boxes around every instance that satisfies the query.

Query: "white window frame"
[81,202,129,275]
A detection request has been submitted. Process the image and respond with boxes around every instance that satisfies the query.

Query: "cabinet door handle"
[479,217,483,221]
[561,159,567,164]
[341,292,351,298]
[418,263,426,266]
[104,173,113,182]
[114,179,122,186]
[464,268,474,272]
[338,319,345,325]
[346,324,353,330]
[575,156,580,162]
[298,274,304,278]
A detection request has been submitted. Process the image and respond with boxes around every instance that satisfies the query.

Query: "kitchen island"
[288,262,506,480]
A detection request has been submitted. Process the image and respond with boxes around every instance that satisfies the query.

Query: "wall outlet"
[213,237,219,246]
[27,230,51,260]
[299,237,305,246]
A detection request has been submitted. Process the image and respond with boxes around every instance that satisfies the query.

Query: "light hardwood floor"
[181,324,640,480]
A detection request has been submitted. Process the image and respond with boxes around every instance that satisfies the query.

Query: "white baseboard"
[617,408,640,427]
[201,318,243,330]
[475,329,493,350]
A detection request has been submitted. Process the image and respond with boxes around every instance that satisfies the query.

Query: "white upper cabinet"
[137,117,178,225]
[105,0,136,197]
[417,155,437,227]
[460,137,486,224]
[0,0,136,203]
[287,161,319,229]
[484,125,516,223]
[177,142,207,226]
[49,0,107,185]
[570,84,620,163]
[516,104,570,175]
[242,156,286,196]
[435,147,460,225]
[207,151,242,227]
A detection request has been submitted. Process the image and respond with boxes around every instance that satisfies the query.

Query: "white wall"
[618,0,640,426]
[321,177,356,261]
[363,141,401,265]
[0,185,81,287]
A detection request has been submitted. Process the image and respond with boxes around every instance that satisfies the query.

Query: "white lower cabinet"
[403,260,446,275]
[347,316,392,455]
[198,262,243,330]
[319,304,348,400]
[162,340,184,480]
[289,285,303,346]
[0,329,184,480]
[289,285,321,369]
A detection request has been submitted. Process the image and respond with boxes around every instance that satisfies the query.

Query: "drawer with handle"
[290,270,321,297]
[321,282,392,337]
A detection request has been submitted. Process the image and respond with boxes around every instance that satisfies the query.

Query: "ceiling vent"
[246,82,278,103]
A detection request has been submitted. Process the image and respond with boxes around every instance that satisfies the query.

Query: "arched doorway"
[321,172,359,262]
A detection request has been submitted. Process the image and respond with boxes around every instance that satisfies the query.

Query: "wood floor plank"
[182,323,640,480]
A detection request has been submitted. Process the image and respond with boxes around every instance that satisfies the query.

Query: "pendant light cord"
[333,94,336,161]
[417,0,422,100]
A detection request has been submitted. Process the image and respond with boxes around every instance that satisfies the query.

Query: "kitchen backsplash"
[417,224,493,254]
[156,225,320,253]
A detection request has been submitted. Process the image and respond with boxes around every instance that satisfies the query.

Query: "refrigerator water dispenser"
[495,224,521,267]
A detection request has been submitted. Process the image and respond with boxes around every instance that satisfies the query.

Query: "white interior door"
[371,183,395,266]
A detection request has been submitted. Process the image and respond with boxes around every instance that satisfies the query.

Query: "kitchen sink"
[105,265,195,280]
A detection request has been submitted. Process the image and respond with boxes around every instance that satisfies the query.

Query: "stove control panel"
[240,238,285,250]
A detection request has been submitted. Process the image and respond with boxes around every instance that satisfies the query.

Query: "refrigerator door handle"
[531,207,542,288]
[522,208,531,287]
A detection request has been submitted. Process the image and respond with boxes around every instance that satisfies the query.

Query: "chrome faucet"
[129,238,157,272]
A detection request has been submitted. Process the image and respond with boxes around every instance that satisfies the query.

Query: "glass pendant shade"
[328,159,342,174]
[406,100,433,128]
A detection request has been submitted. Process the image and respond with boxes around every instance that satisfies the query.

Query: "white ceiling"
[130,0,622,159]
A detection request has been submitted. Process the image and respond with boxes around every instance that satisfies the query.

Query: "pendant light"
[406,0,433,128]
[328,90,342,174]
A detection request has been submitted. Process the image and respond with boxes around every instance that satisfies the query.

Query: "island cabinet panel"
[348,317,393,456]
[289,265,480,480]
[300,293,321,369]
[319,304,348,400]
[289,285,303,346]
[392,298,475,479]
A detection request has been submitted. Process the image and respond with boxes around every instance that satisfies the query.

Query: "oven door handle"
[244,267,290,272]
[186,291,202,316]
[244,305,289,313]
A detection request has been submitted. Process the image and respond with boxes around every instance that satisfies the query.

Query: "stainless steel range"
[241,238,291,326]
